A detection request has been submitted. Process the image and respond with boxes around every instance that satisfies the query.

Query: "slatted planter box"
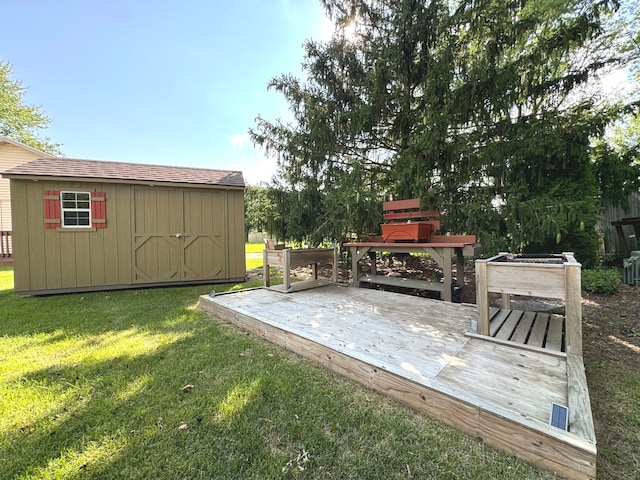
[474,252,582,355]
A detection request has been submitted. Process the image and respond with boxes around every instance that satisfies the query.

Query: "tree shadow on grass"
[0,279,302,478]
[0,312,296,479]
[0,283,240,337]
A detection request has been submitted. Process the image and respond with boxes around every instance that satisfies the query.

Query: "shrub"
[581,268,621,294]
[601,252,625,268]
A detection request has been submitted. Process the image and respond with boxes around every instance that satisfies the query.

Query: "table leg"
[368,251,377,276]
[455,250,464,285]
[442,251,452,302]
[350,247,359,286]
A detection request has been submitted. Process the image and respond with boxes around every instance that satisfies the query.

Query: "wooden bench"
[381,198,440,242]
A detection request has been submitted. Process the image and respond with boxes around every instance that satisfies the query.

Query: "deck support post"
[475,259,490,335]
[496,252,511,309]
[282,248,291,292]
[563,252,582,357]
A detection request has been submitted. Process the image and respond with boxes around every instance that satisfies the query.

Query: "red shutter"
[91,192,107,228]
[43,190,61,229]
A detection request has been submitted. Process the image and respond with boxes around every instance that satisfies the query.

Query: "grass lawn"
[0,265,556,480]
[245,242,266,254]
[246,242,265,271]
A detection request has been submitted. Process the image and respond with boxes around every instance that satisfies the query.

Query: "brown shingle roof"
[1,157,244,187]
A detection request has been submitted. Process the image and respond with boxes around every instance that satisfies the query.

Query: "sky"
[0,0,334,185]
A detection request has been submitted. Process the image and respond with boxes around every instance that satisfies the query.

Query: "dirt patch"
[583,285,640,366]
[581,284,640,479]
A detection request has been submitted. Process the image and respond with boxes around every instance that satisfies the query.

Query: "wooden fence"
[597,192,640,255]
[0,231,12,258]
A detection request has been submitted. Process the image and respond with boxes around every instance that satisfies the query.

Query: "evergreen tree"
[251,0,638,266]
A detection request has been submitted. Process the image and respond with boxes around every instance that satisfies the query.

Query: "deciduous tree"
[0,60,61,155]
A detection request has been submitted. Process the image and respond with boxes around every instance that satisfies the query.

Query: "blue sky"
[0,0,333,184]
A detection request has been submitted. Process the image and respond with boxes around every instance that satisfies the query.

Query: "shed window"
[43,190,107,229]
[61,192,91,227]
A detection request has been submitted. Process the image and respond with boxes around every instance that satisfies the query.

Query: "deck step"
[358,274,444,292]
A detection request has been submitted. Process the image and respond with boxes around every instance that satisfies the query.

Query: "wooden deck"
[198,285,596,479]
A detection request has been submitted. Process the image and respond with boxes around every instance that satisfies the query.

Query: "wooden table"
[263,247,338,293]
[344,236,482,302]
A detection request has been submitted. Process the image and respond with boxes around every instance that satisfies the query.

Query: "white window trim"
[60,191,92,228]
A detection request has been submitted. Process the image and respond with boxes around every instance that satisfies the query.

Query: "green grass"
[0,265,556,479]
[246,242,264,270]
[245,242,266,253]
[246,256,264,270]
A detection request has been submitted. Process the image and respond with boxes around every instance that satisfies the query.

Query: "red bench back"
[382,199,440,231]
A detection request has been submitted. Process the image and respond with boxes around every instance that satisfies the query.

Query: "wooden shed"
[1,157,246,295]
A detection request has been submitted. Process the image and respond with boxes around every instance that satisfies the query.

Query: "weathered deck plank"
[528,313,549,348]
[198,286,596,479]
[435,339,567,422]
[489,308,510,336]
[486,309,566,352]
[511,310,536,344]
[494,310,524,341]
[546,314,565,352]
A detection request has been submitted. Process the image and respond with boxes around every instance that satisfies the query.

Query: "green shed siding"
[227,188,246,280]
[10,179,245,295]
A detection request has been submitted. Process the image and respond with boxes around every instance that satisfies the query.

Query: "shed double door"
[133,188,226,283]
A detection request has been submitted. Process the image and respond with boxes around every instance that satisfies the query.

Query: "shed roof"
[1,157,244,187]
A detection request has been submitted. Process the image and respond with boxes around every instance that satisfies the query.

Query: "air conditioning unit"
[623,251,640,286]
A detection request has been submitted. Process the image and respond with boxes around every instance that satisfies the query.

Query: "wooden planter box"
[381,222,433,242]
[475,252,582,355]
